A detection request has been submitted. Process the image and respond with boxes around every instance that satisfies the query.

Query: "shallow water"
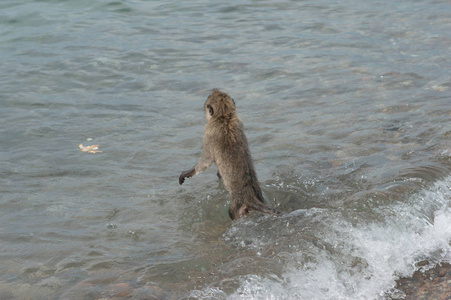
[1,0,450,299]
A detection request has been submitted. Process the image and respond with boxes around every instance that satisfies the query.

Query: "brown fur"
[179,89,283,220]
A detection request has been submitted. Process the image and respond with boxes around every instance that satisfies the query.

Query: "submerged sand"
[394,263,451,300]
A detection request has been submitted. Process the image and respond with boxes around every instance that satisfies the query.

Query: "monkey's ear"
[207,105,214,116]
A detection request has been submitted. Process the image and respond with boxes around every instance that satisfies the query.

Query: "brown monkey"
[179,89,283,220]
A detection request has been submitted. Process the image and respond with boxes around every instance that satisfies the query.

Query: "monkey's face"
[204,89,236,121]
[205,106,212,121]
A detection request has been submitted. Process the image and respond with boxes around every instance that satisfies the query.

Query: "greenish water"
[0,0,450,299]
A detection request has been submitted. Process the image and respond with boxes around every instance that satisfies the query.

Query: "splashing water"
[191,176,451,299]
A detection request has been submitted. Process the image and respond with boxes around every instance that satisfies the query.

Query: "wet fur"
[179,89,283,220]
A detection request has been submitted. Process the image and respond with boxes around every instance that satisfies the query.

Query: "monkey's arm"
[179,146,214,185]
[179,167,195,185]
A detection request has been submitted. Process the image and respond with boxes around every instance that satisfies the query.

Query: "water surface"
[0,0,450,299]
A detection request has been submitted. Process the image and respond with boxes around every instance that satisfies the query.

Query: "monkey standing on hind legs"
[179,89,283,220]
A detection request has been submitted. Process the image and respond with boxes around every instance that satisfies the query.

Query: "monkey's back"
[210,118,264,204]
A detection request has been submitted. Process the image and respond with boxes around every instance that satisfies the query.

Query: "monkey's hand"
[179,168,196,185]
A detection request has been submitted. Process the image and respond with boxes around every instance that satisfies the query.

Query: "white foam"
[192,176,451,299]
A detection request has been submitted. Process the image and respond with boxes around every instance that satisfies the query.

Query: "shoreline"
[393,263,451,299]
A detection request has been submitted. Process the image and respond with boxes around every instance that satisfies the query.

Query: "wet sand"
[2,265,450,299]
[50,263,451,299]
[394,263,451,300]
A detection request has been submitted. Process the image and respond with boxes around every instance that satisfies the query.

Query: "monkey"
[179,89,283,220]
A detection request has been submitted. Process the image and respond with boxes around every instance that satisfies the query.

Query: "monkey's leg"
[217,170,221,179]
[228,197,243,220]
[179,147,214,185]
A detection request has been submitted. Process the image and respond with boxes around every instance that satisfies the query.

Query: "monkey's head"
[205,89,236,121]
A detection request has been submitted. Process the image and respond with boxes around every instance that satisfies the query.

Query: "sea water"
[0,0,450,299]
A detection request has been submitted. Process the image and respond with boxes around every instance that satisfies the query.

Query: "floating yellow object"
[79,144,102,154]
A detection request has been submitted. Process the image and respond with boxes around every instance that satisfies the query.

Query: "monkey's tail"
[251,203,284,216]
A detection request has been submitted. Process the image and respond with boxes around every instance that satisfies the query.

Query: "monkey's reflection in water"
[179,89,283,220]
